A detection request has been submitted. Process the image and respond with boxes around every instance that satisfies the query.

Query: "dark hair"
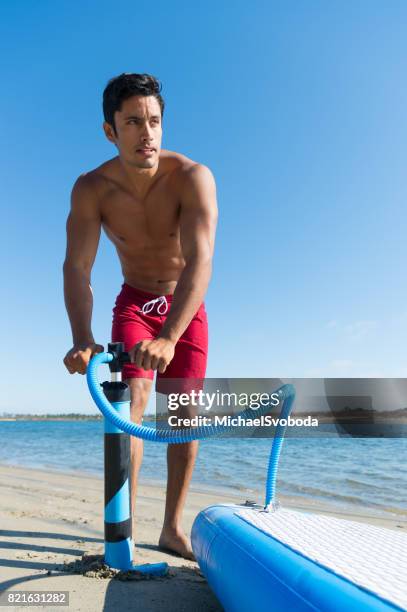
[103,73,165,129]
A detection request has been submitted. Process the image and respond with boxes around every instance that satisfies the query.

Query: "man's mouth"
[136,147,155,157]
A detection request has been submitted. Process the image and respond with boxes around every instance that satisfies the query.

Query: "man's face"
[104,95,162,168]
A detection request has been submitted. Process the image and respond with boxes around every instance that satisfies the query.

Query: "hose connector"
[263,500,281,513]
[107,342,130,374]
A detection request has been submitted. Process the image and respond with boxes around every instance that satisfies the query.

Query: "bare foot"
[158,527,195,561]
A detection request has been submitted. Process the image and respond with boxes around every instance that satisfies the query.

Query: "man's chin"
[130,158,157,169]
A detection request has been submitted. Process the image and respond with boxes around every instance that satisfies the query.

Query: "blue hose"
[87,352,296,507]
[264,390,296,508]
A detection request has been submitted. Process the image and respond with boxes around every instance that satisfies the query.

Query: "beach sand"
[0,463,405,612]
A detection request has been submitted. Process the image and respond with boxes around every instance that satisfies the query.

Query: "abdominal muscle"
[113,240,185,295]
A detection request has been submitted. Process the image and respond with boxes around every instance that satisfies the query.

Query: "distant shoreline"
[0,416,102,421]
[0,415,157,421]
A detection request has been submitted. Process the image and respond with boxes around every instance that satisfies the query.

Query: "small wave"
[343,478,394,492]
[280,482,379,507]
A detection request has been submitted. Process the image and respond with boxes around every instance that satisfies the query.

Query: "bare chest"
[100,179,181,252]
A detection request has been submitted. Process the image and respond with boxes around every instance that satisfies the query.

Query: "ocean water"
[0,421,406,518]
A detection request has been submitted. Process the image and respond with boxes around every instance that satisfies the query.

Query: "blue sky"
[1,0,406,414]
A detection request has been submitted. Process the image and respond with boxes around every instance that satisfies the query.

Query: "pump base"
[131,562,168,576]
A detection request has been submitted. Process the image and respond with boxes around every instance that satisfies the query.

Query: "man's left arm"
[131,164,218,373]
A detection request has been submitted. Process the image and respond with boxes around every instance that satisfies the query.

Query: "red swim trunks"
[111,283,208,392]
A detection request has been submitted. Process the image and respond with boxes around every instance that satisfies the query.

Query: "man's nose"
[141,122,153,140]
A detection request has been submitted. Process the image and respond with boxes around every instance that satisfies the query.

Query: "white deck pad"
[236,508,407,610]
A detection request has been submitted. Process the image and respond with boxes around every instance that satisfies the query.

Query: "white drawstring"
[139,295,169,315]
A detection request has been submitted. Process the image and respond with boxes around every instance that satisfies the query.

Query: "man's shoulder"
[163,149,214,186]
[72,158,118,199]
[81,157,118,182]
[160,149,195,174]
[165,154,216,215]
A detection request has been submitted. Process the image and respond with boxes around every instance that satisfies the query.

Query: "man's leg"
[159,439,199,560]
[156,305,208,560]
[127,377,198,559]
[125,377,153,516]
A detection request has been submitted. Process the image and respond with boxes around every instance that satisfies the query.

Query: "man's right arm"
[63,174,103,375]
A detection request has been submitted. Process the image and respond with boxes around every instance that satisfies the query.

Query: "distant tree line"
[0,412,102,420]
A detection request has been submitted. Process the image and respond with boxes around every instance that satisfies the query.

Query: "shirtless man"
[63,73,218,560]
